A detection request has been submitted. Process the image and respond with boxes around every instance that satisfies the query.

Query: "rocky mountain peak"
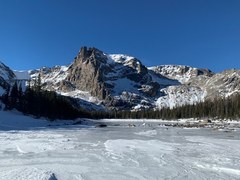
[66,47,110,100]
[11,47,240,111]
[76,47,108,65]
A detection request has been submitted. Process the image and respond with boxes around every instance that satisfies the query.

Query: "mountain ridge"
[1,47,240,111]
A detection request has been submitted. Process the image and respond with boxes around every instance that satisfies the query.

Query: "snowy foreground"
[0,111,240,180]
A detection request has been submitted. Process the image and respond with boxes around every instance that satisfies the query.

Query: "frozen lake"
[0,119,240,180]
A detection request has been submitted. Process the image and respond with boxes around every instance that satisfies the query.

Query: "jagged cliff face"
[64,47,161,101]
[200,69,240,99]
[18,47,240,111]
[66,47,111,100]
[0,62,16,95]
[28,47,179,110]
[149,65,214,84]
[0,62,16,80]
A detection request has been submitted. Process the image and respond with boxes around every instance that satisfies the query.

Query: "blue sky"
[0,0,240,72]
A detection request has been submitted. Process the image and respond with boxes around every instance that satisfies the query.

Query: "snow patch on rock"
[156,85,206,109]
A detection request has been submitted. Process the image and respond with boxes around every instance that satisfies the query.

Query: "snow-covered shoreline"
[96,118,240,131]
[0,111,240,179]
[1,110,240,131]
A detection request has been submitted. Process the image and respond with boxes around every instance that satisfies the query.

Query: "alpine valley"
[1,47,240,111]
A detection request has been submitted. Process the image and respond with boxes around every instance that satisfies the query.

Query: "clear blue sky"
[0,0,240,72]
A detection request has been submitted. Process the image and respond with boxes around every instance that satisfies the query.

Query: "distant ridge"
[0,47,239,111]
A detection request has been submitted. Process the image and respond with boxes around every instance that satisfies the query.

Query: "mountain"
[2,47,240,111]
[149,65,213,84]
[191,69,240,99]
[149,65,214,109]
[28,47,180,110]
[0,62,16,96]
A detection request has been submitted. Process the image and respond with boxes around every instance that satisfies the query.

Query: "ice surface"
[0,111,240,179]
[0,168,56,180]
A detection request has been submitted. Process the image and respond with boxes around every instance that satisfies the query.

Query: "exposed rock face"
[62,47,170,109]
[0,62,16,80]
[201,69,240,99]
[0,62,16,95]
[22,47,240,111]
[66,47,110,99]
[149,65,214,84]
[27,47,179,110]
[153,66,240,108]
[37,66,69,92]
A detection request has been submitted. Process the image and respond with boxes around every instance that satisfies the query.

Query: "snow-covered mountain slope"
[28,65,105,111]
[149,65,213,84]
[107,54,178,86]
[0,61,31,96]
[0,62,16,96]
[5,47,240,110]
[29,65,101,103]
[148,65,213,108]
[27,47,179,110]
[0,62,16,80]
[29,66,69,91]
[201,69,240,99]
[156,85,205,109]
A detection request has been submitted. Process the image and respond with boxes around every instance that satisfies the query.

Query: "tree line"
[0,75,89,120]
[1,75,240,120]
[114,94,240,120]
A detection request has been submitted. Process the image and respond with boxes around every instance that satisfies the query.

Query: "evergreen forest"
[1,76,240,120]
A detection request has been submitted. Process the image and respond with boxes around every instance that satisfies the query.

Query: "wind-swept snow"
[0,111,240,179]
[0,168,56,180]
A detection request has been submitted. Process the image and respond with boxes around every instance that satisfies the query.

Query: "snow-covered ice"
[0,111,240,180]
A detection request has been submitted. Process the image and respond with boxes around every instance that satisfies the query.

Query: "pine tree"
[36,73,42,92]
[2,86,10,110]
[9,82,19,110]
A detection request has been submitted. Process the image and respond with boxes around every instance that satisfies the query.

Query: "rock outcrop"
[27,47,179,110]
[66,47,111,100]
[63,47,174,109]
[201,69,240,99]
[21,47,240,111]
[0,62,16,95]
[149,65,214,84]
